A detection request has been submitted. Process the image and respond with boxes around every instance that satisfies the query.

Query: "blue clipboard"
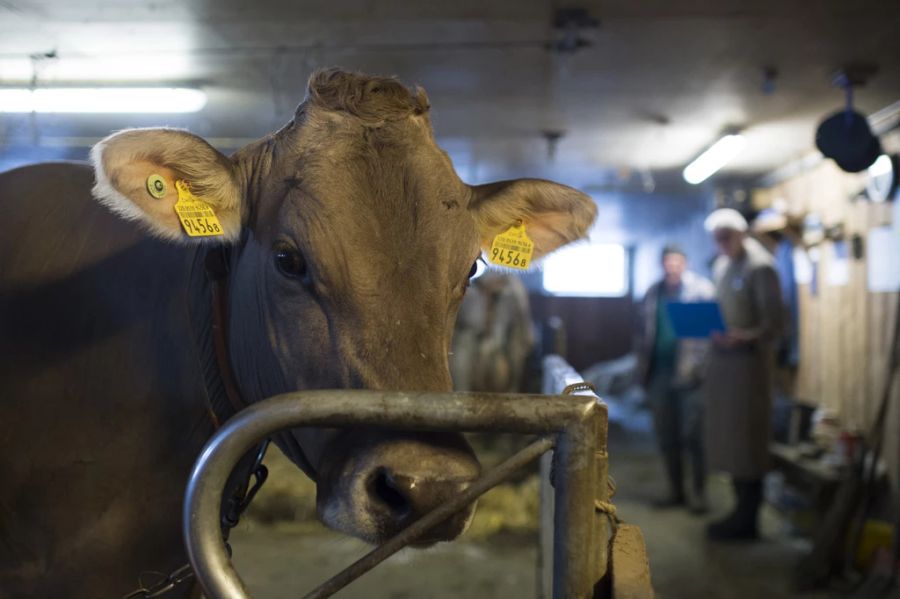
[665,301,726,339]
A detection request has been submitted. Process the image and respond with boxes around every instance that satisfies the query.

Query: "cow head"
[90,69,596,545]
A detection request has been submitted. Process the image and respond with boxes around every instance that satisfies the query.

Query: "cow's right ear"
[90,128,243,243]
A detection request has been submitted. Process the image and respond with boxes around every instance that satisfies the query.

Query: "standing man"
[704,208,784,541]
[638,244,715,512]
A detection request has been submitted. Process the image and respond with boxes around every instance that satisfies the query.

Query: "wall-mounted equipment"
[851,233,865,261]
[546,8,599,55]
[815,66,882,173]
[802,213,826,247]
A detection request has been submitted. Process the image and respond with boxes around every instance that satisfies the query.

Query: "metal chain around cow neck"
[120,439,270,599]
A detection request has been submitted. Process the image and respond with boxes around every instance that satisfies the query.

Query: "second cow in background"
[451,271,535,393]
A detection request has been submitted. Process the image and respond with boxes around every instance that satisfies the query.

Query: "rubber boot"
[707,479,762,540]
[688,433,708,515]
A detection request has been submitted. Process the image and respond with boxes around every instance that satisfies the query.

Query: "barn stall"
[1,1,899,598]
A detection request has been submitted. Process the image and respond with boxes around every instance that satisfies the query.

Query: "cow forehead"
[281,166,477,265]
[294,106,450,182]
[280,113,473,234]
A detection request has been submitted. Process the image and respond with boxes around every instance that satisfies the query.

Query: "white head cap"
[704,208,748,233]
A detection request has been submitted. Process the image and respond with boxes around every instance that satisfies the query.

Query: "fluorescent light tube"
[0,88,207,113]
[0,56,193,82]
[682,134,746,184]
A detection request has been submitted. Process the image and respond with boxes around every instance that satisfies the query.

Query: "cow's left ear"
[90,128,242,243]
[469,179,597,260]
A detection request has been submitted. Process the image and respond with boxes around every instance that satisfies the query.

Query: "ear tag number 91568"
[174,180,224,238]
[488,222,534,270]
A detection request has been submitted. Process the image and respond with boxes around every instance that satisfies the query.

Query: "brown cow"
[0,69,596,597]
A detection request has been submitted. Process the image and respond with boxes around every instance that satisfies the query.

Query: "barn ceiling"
[1,0,899,191]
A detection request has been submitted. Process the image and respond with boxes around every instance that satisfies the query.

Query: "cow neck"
[200,245,319,481]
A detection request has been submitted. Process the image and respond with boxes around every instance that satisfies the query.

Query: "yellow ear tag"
[488,222,534,270]
[174,180,224,238]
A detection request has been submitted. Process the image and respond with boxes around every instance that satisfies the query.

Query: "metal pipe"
[304,436,555,598]
[183,390,602,599]
[537,451,554,599]
[552,418,601,599]
[202,390,597,433]
[540,355,608,599]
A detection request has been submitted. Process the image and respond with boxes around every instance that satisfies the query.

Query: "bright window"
[542,243,628,297]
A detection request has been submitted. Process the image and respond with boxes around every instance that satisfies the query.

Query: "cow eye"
[463,259,484,292]
[468,258,486,280]
[274,243,310,283]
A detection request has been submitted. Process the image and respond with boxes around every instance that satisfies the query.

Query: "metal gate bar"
[183,390,607,599]
[539,356,611,598]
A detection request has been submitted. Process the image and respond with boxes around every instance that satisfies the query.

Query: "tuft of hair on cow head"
[90,128,243,243]
[304,68,430,126]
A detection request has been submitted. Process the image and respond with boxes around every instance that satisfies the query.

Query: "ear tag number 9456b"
[488,222,534,270]
[174,180,224,238]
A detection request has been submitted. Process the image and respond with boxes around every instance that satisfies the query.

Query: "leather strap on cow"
[204,247,247,427]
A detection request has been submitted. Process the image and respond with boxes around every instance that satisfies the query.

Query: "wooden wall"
[528,294,634,371]
[757,131,899,490]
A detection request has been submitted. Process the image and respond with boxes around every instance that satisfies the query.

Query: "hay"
[244,447,540,540]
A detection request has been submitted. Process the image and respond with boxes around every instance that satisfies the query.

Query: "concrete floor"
[232,527,537,598]
[230,408,843,599]
[605,414,838,599]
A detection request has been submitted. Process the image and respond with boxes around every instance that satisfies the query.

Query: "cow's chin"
[272,429,323,479]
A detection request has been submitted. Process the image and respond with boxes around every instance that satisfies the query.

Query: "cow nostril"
[370,468,410,517]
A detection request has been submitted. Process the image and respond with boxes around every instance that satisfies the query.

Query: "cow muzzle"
[366,466,475,546]
[316,430,481,545]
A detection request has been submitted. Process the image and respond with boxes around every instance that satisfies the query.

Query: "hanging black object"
[816,111,882,173]
[815,69,882,173]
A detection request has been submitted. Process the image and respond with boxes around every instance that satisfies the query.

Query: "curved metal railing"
[183,365,610,599]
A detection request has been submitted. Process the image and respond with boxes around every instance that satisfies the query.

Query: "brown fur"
[305,68,430,125]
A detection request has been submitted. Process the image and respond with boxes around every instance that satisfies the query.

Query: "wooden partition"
[756,130,899,489]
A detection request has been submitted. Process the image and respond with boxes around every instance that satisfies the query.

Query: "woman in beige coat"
[704,208,784,540]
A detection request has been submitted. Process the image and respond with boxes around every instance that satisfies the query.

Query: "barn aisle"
[606,413,839,599]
